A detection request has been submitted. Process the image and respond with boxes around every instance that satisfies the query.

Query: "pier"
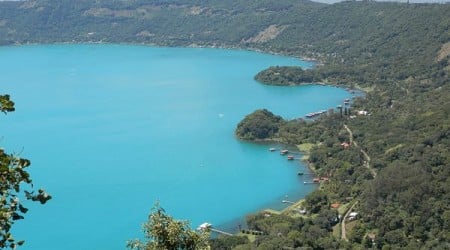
[210,228,233,236]
[303,181,318,184]
[198,222,233,236]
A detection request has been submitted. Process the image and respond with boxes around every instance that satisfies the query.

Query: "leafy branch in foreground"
[0,95,15,114]
[0,94,51,249]
[127,203,209,250]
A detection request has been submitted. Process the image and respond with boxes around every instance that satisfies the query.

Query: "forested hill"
[0,0,448,84]
[0,0,323,46]
[1,0,449,249]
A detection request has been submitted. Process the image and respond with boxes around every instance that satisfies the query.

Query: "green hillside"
[0,0,449,249]
[0,0,322,45]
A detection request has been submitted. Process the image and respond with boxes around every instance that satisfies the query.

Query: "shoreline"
[231,84,361,233]
[4,40,322,69]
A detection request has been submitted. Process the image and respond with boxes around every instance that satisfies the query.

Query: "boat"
[280,149,289,155]
[305,110,327,118]
[287,155,294,160]
[297,172,304,175]
[269,147,276,152]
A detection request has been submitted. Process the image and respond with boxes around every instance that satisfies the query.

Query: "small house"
[331,203,340,209]
[341,142,350,149]
[197,222,212,231]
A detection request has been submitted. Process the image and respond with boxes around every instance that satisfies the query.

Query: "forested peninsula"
[1,0,449,249]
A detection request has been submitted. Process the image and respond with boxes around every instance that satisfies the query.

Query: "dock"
[198,222,233,236]
[210,228,233,236]
[303,181,318,184]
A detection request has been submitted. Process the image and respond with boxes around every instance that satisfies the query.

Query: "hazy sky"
[0,0,449,3]
[315,0,449,3]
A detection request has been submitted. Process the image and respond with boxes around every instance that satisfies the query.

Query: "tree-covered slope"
[268,2,450,86]
[0,0,322,46]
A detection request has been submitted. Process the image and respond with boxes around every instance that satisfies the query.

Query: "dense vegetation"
[0,0,449,249]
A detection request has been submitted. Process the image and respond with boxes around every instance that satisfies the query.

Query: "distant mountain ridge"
[0,0,448,74]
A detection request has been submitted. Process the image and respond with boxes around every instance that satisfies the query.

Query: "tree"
[127,203,209,250]
[305,190,329,214]
[0,94,51,249]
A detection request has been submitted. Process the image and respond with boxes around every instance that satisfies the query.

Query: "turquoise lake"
[0,44,350,249]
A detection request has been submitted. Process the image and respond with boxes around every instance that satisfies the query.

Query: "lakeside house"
[331,203,340,209]
[197,222,212,231]
[348,212,359,221]
[320,177,330,181]
[341,142,350,149]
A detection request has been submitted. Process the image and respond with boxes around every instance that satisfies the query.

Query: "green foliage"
[127,203,209,250]
[0,95,51,249]
[235,109,285,140]
[0,95,15,113]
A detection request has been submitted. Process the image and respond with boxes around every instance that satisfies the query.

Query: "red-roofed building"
[331,203,340,209]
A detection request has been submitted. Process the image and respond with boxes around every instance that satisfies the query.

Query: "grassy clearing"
[297,143,315,161]
[263,209,281,215]
[237,232,256,243]
[354,83,375,93]
[332,223,341,238]
[345,220,358,238]
[297,143,315,152]
[338,202,351,216]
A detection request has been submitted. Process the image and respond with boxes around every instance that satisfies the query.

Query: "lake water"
[0,44,350,249]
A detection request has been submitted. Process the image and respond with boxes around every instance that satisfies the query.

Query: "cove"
[0,44,350,249]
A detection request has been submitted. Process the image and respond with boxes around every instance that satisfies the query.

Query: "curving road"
[344,124,376,178]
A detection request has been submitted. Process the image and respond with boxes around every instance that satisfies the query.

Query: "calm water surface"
[0,45,350,249]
